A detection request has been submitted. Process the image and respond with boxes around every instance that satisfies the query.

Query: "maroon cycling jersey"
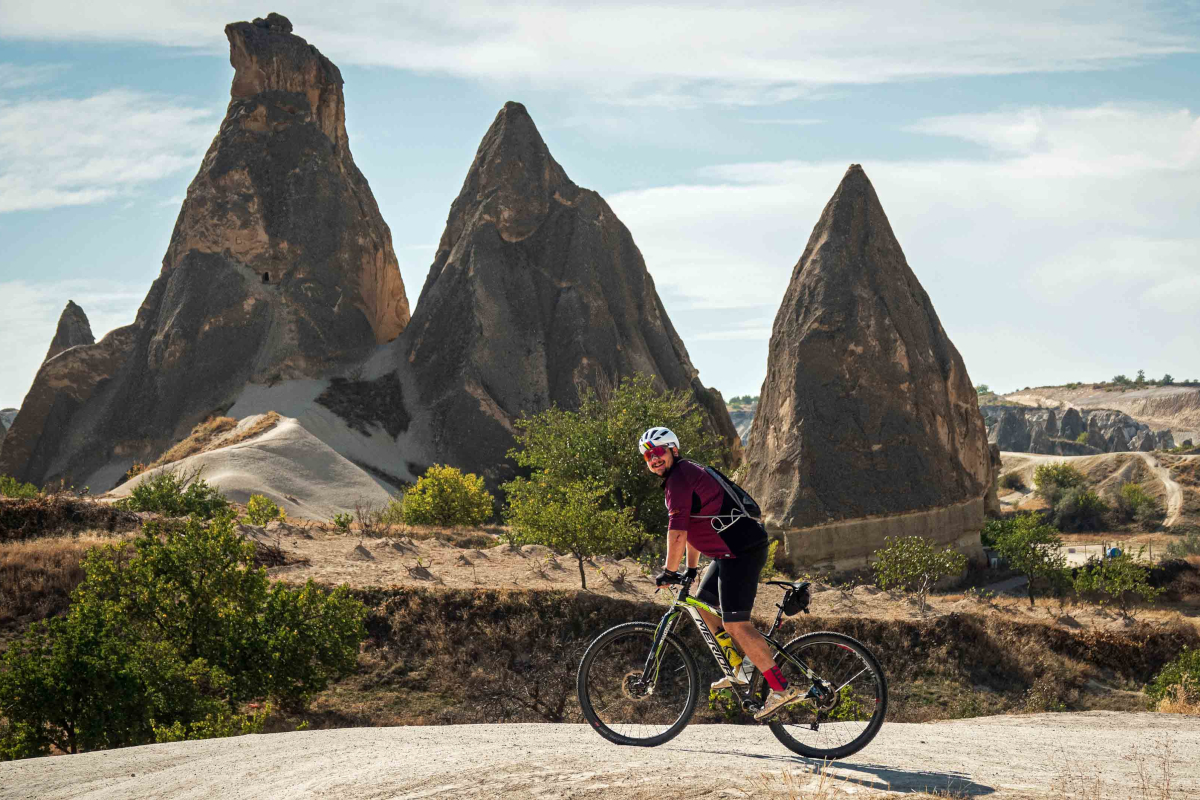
[662,459,766,559]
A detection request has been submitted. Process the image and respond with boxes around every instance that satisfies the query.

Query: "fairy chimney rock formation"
[399,101,739,482]
[744,164,993,572]
[1,15,409,488]
[44,301,95,362]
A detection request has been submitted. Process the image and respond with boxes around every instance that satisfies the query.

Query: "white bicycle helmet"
[638,427,680,455]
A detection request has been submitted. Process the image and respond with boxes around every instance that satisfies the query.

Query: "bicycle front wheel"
[576,621,700,747]
[763,631,888,760]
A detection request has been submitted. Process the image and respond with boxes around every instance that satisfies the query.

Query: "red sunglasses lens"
[643,445,668,460]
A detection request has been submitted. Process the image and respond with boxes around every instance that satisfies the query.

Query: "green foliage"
[331,512,354,533]
[980,517,1014,548]
[1165,531,1200,559]
[1148,647,1200,703]
[245,494,285,526]
[1162,374,1174,385]
[1052,487,1109,532]
[1136,369,1146,386]
[153,702,269,743]
[508,374,730,532]
[401,465,494,526]
[1033,462,1086,507]
[1115,483,1162,530]
[504,478,646,589]
[1000,472,1025,491]
[114,469,231,519]
[726,394,759,407]
[0,516,366,759]
[1075,432,1090,444]
[975,384,990,395]
[0,475,39,499]
[991,514,1066,606]
[1112,374,1131,385]
[871,536,967,614]
[1073,550,1162,612]
[760,539,781,582]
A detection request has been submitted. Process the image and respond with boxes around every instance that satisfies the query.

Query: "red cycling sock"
[764,666,788,692]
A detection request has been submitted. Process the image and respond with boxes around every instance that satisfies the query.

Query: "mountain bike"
[576,573,887,759]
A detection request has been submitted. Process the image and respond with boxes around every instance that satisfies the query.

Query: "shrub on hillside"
[0,476,39,500]
[1148,647,1200,712]
[401,465,493,526]
[1000,472,1025,491]
[508,374,730,533]
[871,536,967,614]
[1115,483,1162,531]
[505,478,645,589]
[1165,531,1200,559]
[991,514,1066,606]
[114,469,230,520]
[1052,487,1109,532]
[0,515,366,759]
[1073,550,1162,613]
[1033,463,1086,507]
[980,517,1015,548]
[244,494,285,526]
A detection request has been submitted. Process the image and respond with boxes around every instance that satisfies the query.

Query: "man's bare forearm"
[685,542,701,569]
[664,528,688,571]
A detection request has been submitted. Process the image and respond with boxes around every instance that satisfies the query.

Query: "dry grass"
[0,533,124,644]
[145,412,282,472]
[1156,675,1200,714]
[0,494,141,543]
[1053,737,1198,799]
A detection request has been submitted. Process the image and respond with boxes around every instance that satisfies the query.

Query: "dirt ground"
[254,523,1200,634]
[4,712,1197,800]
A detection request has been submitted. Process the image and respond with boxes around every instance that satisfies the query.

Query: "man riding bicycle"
[640,426,801,720]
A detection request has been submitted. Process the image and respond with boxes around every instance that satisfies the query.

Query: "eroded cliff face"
[0,14,409,488]
[43,301,95,362]
[744,165,993,560]
[398,102,740,483]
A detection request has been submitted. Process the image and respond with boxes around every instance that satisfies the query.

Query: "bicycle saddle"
[766,580,810,592]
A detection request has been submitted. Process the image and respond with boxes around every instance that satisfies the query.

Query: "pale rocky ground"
[253,523,1199,633]
[4,713,1197,799]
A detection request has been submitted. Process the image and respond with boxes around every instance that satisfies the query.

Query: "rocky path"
[4,713,1198,799]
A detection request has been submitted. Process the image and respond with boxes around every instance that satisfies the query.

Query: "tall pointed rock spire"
[43,301,95,362]
[1,14,409,488]
[400,102,740,482]
[744,165,994,569]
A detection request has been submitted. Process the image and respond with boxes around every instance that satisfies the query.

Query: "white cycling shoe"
[754,685,804,721]
[710,673,750,691]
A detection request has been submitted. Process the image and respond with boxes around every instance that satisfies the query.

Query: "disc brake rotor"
[621,671,652,701]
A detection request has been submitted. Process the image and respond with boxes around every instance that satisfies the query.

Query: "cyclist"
[640,426,801,720]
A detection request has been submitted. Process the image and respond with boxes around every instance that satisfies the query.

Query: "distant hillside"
[726,396,757,444]
[1002,384,1200,442]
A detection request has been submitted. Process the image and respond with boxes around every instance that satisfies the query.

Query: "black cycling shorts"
[695,539,769,623]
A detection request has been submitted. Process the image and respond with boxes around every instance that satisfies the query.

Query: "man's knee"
[723,620,755,634]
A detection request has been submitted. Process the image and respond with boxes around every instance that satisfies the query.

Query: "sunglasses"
[642,445,670,461]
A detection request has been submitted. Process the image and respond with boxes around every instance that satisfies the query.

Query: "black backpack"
[703,464,762,520]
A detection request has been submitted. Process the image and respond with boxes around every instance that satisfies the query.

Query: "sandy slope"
[3,713,1197,799]
[106,416,394,521]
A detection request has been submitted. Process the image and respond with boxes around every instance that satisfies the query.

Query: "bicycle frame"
[640,575,823,705]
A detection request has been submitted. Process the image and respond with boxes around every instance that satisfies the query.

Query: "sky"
[1,1,1199,411]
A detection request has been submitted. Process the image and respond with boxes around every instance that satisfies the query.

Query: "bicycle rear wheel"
[577,621,700,746]
[763,631,887,760]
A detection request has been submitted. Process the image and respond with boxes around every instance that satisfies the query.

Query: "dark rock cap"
[744,164,993,530]
[44,300,95,362]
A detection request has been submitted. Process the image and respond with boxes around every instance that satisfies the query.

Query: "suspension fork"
[640,606,683,684]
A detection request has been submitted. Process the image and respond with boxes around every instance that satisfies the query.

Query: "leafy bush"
[244,494,285,526]
[505,479,645,589]
[1073,550,1162,612]
[1115,483,1162,530]
[991,514,1066,606]
[0,476,39,500]
[1033,463,1086,507]
[114,469,230,519]
[401,465,493,526]
[760,539,781,582]
[0,515,366,759]
[1000,472,1025,491]
[1148,647,1200,710]
[330,512,353,533]
[508,374,730,532]
[980,516,1014,548]
[1052,487,1109,532]
[871,536,967,614]
[376,498,405,527]
[1165,531,1200,559]
[1075,432,1089,444]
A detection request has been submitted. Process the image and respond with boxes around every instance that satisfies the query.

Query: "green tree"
[508,374,730,533]
[975,384,990,395]
[1148,647,1200,705]
[401,465,494,526]
[992,514,1067,606]
[1052,488,1108,532]
[0,475,39,499]
[1135,369,1146,386]
[871,536,967,614]
[1112,374,1130,385]
[1033,463,1086,507]
[245,494,286,525]
[115,469,230,519]
[0,516,366,759]
[504,479,646,588]
[1162,374,1174,385]
[1073,549,1161,613]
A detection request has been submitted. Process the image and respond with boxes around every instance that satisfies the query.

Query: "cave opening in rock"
[262,272,270,283]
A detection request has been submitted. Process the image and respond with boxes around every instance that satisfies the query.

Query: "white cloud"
[0,1,1193,106]
[609,103,1200,393]
[0,62,67,88]
[0,280,146,408]
[0,89,215,212]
